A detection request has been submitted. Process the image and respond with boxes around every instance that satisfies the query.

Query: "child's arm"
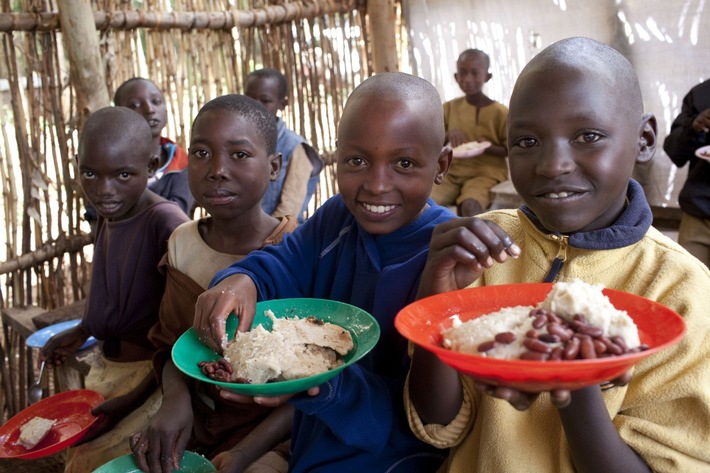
[557,385,652,473]
[193,274,258,354]
[211,404,294,472]
[410,217,519,423]
[130,360,194,473]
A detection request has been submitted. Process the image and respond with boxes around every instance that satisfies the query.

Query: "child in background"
[245,68,323,223]
[407,37,710,473]
[42,107,190,472]
[430,49,508,217]
[85,78,194,230]
[115,78,194,216]
[193,72,454,472]
[663,78,710,267]
[129,94,298,473]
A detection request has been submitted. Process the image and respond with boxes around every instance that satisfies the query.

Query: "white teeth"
[546,191,571,199]
[363,203,395,214]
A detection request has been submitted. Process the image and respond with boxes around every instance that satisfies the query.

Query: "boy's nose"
[207,155,229,180]
[364,166,393,194]
[537,143,576,177]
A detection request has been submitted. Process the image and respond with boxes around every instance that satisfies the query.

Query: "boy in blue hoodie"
[193,72,454,472]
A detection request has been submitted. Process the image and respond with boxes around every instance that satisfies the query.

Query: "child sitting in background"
[407,37,710,473]
[129,94,298,473]
[430,49,508,217]
[85,78,194,231]
[42,107,190,472]
[193,72,454,472]
[245,68,323,223]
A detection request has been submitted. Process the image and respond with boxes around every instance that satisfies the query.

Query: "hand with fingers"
[417,217,520,299]
[40,325,90,367]
[193,274,258,355]
[471,370,633,411]
[216,385,320,408]
[129,400,193,473]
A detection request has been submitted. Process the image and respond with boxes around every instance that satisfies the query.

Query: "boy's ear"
[485,72,493,83]
[434,145,453,185]
[147,154,160,177]
[636,113,657,165]
[269,153,283,181]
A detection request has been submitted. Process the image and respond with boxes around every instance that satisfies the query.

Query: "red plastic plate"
[395,283,686,391]
[0,389,104,459]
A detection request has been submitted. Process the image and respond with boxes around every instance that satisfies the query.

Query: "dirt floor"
[0,452,65,472]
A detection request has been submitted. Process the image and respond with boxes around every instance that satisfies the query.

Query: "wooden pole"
[57,0,110,120]
[368,0,398,73]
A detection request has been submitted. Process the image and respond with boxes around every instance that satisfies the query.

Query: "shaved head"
[515,37,643,115]
[81,106,153,158]
[342,72,445,150]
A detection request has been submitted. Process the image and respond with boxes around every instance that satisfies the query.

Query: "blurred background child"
[42,107,189,472]
[245,68,323,223]
[430,49,508,217]
[130,94,297,473]
[663,77,710,267]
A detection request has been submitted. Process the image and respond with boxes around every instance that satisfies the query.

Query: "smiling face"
[78,110,156,221]
[336,95,450,235]
[114,79,168,139]
[454,51,492,98]
[244,76,286,116]
[508,56,655,234]
[188,109,279,220]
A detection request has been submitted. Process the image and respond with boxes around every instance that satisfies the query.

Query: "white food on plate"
[224,310,354,384]
[16,416,55,450]
[441,280,640,359]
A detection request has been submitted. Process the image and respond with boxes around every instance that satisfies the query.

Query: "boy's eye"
[81,171,96,179]
[189,149,210,159]
[231,151,249,160]
[512,137,538,149]
[574,132,603,144]
[395,158,415,170]
[345,156,367,167]
[152,98,163,106]
[118,172,131,180]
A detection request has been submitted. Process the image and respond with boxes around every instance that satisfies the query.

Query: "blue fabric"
[261,118,323,223]
[211,196,454,473]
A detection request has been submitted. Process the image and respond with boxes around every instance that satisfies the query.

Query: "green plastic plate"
[172,298,380,396]
[93,450,215,472]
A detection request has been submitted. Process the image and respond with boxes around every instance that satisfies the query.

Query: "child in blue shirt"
[194,72,454,472]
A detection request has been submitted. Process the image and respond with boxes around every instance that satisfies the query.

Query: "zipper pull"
[543,235,569,282]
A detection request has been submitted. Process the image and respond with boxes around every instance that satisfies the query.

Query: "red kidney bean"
[573,313,587,323]
[546,313,563,325]
[611,336,628,352]
[538,333,561,343]
[549,346,563,361]
[521,350,549,361]
[576,324,604,338]
[563,336,581,360]
[477,340,497,352]
[526,329,539,338]
[593,339,607,355]
[524,337,552,353]
[600,337,624,355]
[580,337,597,359]
[532,315,547,329]
[546,323,573,341]
[494,332,517,344]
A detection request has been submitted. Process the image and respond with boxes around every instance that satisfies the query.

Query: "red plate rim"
[395,283,686,390]
[0,389,104,459]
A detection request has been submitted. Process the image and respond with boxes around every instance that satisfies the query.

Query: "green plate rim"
[172,298,380,396]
